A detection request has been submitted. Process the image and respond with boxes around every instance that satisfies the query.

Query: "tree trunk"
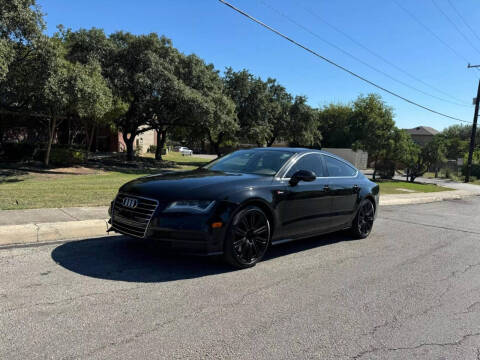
[67,117,72,146]
[123,132,135,161]
[85,124,95,161]
[434,167,438,178]
[44,116,57,167]
[267,136,276,147]
[213,142,221,157]
[208,133,223,157]
[372,159,377,181]
[155,129,167,161]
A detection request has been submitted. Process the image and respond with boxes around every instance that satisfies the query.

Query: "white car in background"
[178,146,193,156]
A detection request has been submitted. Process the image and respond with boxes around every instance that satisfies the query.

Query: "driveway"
[1,198,480,359]
[192,154,217,160]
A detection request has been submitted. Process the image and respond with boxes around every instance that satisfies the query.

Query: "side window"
[325,156,357,177]
[286,154,325,178]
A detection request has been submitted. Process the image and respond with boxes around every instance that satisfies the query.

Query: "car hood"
[119,169,271,201]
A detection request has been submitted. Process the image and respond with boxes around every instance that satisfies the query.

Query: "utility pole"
[466,64,480,183]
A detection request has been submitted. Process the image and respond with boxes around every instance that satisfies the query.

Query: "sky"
[38,0,480,131]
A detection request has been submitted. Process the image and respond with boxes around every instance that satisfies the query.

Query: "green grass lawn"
[0,172,150,210]
[377,180,454,195]
[142,152,210,170]
[0,153,211,210]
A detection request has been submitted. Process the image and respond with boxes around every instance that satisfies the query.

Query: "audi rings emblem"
[122,197,138,208]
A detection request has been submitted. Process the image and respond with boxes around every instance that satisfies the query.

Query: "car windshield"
[203,150,294,176]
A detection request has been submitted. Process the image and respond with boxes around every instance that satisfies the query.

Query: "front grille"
[111,193,159,238]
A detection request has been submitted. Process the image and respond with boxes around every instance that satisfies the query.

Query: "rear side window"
[325,156,357,177]
[286,153,325,178]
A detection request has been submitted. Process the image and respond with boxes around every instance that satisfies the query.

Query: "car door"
[324,155,360,229]
[276,153,334,239]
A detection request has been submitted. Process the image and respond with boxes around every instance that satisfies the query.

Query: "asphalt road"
[1,197,480,359]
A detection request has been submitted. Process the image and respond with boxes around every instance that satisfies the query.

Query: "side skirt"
[271,225,351,246]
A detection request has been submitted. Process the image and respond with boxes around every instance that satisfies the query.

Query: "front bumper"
[109,197,236,255]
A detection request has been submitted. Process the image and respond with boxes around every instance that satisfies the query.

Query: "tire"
[350,199,375,239]
[224,206,271,269]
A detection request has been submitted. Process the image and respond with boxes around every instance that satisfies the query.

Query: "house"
[118,127,157,154]
[405,126,439,147]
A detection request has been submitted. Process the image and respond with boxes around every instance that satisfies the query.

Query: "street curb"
[379,190,479,206]
[0,191,478,248]
[0,219,111,247]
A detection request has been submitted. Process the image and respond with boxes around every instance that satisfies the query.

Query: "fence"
[322,148,368,169]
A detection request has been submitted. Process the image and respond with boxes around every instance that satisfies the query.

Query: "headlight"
[164,200,215,214]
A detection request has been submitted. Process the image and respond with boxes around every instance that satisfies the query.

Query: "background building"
[405,126,439,147]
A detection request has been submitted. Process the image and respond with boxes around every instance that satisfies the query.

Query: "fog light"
[211,222,223,229]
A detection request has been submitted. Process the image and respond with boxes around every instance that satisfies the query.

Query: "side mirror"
[289,170,316,186]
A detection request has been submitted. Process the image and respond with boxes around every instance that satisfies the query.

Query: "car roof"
[248,147,335,156]
[248,147,313,153]
[246,147,357,167]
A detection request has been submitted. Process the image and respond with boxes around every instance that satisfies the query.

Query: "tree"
[351,94,396,180]
[0,0,45,124]
[421,135,447,178]
[37,38,71,166]
[176,55,238,156]
[317,103,355,148]
[146,76,202,160]
[62,27,112,66]
[200,91,238,156]
[390,129,422,182]
[106,32,176,160]
[287,96,321,147]
[264,79,292,147]
[223,68,271,146]
[0,0,44,80]
[67,61,113,158]
[441,124,471,160]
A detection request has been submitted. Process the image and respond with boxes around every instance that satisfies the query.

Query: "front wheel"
[224,206,270,269]
[350,199,375,239]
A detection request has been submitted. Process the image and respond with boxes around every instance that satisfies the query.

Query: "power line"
[447,0,480,46]
[431,0,480,57]
[391,0,472,65]
[295,1,471,107]
[260,0,470,108]
[218,0,470,124]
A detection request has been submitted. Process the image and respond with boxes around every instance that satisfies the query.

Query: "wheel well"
[365,195,376,212]
[239,200,275,237]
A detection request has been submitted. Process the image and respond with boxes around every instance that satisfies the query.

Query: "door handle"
[323,185,330,191]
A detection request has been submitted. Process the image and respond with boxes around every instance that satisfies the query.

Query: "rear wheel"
[350,199,375,239]
[224,206,270,269]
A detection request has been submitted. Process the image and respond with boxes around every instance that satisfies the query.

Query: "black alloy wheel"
[351,199,375,239]
[224,206,270,268]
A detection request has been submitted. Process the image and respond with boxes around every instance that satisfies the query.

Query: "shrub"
[147,145,157,153]
[0,143,37,161]
[49,148,85,165]
[134,144,143,157]
[35,147,85,165]
[462,163,480,178]
[376,160,395,179]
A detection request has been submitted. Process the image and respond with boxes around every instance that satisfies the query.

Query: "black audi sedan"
[108,148,379,268]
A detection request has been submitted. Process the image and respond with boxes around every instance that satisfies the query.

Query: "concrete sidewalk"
[1,183,479,247]
[0,206,108,226]
[0,206,111,247]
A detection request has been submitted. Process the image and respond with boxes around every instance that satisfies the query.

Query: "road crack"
[352,332,480,359]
